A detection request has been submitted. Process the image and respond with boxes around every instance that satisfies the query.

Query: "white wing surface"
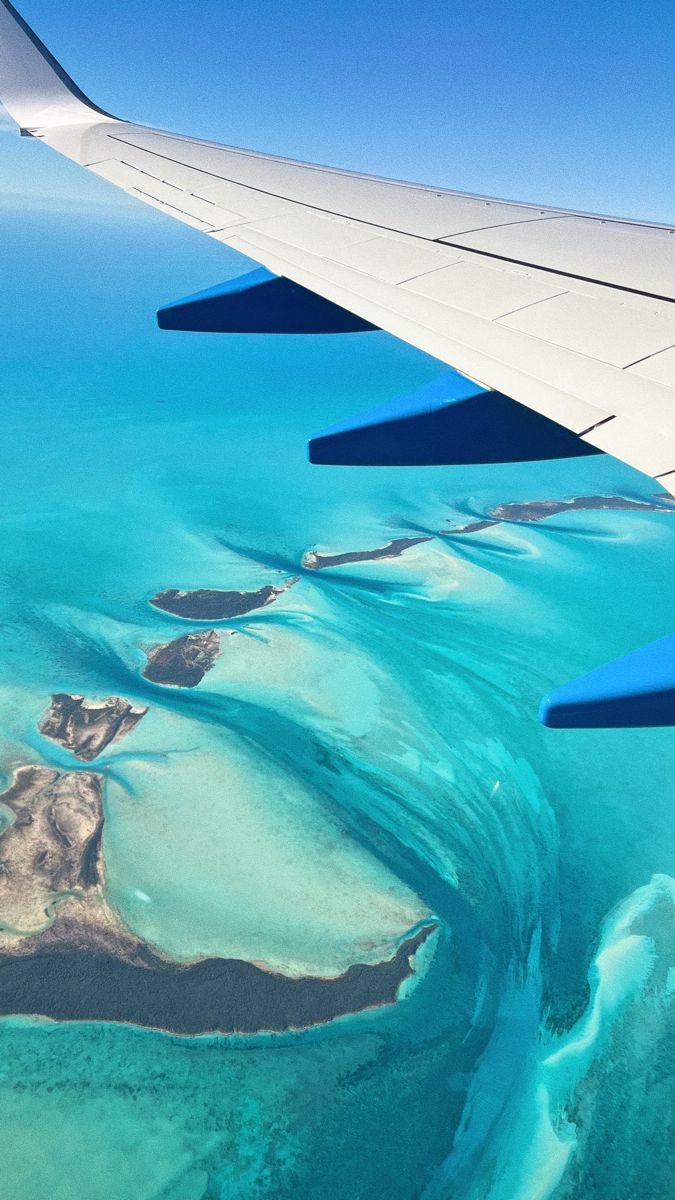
[1,0,674,490]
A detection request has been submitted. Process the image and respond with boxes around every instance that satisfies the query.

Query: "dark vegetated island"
[150,577,299,620]
[143,629,222,687]
[303,536,432,570]
[443,493,675,535]
[443,519,500,536]
[0,766,435,1034]
[302,494,675,562]
[0,924,435,1036]
[489,494,675,522]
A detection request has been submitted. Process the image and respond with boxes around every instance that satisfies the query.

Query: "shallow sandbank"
[0,766,434,1033]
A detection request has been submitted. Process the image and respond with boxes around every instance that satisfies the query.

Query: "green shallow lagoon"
[1,202,674,1198]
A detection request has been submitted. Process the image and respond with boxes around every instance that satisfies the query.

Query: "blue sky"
[0,0,673,222]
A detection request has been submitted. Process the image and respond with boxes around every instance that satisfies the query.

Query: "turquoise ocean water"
[0,201,674,1199]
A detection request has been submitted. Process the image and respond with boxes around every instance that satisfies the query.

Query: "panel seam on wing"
[222,228,615,430]
[434,214,568,240]
[623,343,675,370]
[103,133,675,304]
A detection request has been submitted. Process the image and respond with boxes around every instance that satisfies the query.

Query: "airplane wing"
[1,0,675,493]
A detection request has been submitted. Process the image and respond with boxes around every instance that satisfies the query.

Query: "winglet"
[0,0,115,129]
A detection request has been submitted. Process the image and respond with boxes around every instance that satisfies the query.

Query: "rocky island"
[303,536,432,570]
[0,765,436,1034]
[38,694,147,761]
[0,765,103,934]
[150,576,299,620]
[142,629,222,687]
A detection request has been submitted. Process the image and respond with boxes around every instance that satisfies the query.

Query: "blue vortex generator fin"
[308,373,602,466]
[157,267,377,334]
[540,634,675,728]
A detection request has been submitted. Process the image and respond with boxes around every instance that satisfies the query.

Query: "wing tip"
[0,0,117,129]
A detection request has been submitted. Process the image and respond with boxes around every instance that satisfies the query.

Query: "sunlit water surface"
[0,204,673,1199]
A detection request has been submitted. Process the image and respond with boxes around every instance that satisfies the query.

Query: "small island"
[143,629,222,687]
[303,536,432,570]
[443,493,675,534]
[442,519,500,535]
[150,576,299,620]
[38,694,147,761]
[489,494,675,522]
